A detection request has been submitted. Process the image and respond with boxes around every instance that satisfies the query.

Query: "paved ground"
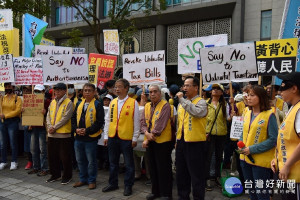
[0,155,280,200]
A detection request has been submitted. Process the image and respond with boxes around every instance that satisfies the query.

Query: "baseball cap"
[212,83,224,91]
[204,84,212,91]
[53,83,67,90]
[34,85,45,91]
[103,94,113,101]
[277,72,300,91]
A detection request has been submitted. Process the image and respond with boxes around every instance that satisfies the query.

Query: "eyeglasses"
[212,87,222,91]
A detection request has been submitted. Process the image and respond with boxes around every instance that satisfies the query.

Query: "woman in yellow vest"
[239,85,278,200]
[271,73,300,200]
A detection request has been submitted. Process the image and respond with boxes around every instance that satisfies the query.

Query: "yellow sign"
[0,83,4,91]
[88,64,98,85]
[256,38,298,59]
[0,28,19,57]
[40,37,55,46]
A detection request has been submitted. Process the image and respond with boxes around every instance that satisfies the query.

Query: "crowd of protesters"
[0,73,299,200]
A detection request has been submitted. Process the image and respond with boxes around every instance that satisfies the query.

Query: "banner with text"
[35,45,72,58]
[178,34,228,74]
[13,57,43,85]
[0,9,13,30]
[103,29,119,55]
[89,53,117,89]
[42,54,89,85]
[0,28,19,56]
[22,94,44,126]
[230,116,244,139]
[0,54,14,83]
[256,38,298,76]
[200,43,258,84]
[123,50,165,85]
[73,48,85,54]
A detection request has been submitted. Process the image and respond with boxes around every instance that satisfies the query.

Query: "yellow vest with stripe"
[177,97,207,142]
[76,98,102,138]
[49,98,71,133]
[240,109,274,168]
[144,100,172,143]
[206,102,227,136]
[108,97,135,140]
[277,102,300,182]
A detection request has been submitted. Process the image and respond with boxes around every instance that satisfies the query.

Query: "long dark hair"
[248,85,270,112]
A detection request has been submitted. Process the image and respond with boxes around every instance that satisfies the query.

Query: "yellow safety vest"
[108,97,135,140]
[177,97,207,142]
[276,97,284,111]
[76,98,102,138]
[277,102,300,182]
[144,100,172,143]
[206,102,227,136]
[240,109,274,168]
[49,98,71,133]
[236,101,246,116]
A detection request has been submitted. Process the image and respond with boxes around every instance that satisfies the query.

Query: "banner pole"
[258,76,262,85]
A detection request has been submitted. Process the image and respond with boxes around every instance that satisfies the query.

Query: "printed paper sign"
[88,64,98,85]
[22,94,44,126]
[256,38,298,76]
[13,57,43,85]
[230,116,244,139]
[178,34,228,74]
[0,9,13,31]
[103,29,120,55]
[200,43,258,84]
[34,45,72,58]
[123,50,165,85]
[42,54,89,85]
[0,54,14,83]
[73,48,85,54]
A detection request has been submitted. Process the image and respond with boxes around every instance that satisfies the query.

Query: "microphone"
[237,141,255,164]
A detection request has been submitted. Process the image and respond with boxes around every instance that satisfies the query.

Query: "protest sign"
[89,53,117,89]
[88,64,98,85]
[0,54,14,83]
[0,28,19,56]
[123,50,165,85]
[103,29,119,55]
[22,94,44,126]
[42,54,89,85]
[178,34,228,74]
[0,9,13,31]
[34,45,72,57]
[256,38,298,76]
[230,116,244,140]
[200,43,258,84]
[73,48,85,54]
[13,57,43,85]
[40,37,55,46]
[0,83,4,91]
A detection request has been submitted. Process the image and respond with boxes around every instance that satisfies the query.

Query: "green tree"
[61,28,83,47]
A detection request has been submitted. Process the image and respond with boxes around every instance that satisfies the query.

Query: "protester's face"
[83,86,95,100]
[54,89,66,99]
[183,78,198,99]
[149,86,161,104]
[211,86,223,97]
[103,98,111,107]
[266,85,275,98]
[114,82,128,97]
[247,90,259,107]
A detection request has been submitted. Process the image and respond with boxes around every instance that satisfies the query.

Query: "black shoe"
[146,193,159,200]
[205,180,213,191]
[28,169,40,174]
[61,178,72,185]
[46,176,61,183]
[102,185,119,192]
[123,186,132,196]
[160,197,172,200]
[145,180,152,186]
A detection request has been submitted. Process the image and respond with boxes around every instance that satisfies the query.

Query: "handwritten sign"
[256,38,298,76]
[34,45,72,58]
[13,57,43,85]
[89,53,117,89]
[103,29,119,55]
[123,50,165,85]
[230,116,244,139]
[200,43,258,84]
[0,54,14,83]
[178,34,228,74]
[42,54,89,85]
[22,94,44,126]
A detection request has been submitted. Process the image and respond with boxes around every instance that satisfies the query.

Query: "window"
[104,0,151,17]
[261,10,272,40]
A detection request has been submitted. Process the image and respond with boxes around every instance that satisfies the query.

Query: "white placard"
[0,54,14,83]
[13,57,43,85]
[103,29,119,55]
[178,34,228,74]
[34,45,72,58]
[230,116,244,139]
[0,9,13,31]
[73,48,85,54]
[123,50,165,85]
[200,42,258,84]
[42,54,89,85]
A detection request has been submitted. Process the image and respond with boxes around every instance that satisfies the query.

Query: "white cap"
[103,94,113,101]
[34,85,45,91]
[234,94,244,102]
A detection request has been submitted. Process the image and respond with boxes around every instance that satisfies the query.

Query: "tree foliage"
[61,28,83,47]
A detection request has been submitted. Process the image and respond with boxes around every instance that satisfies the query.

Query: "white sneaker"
[0,163,8,170]
[10,162,18,170]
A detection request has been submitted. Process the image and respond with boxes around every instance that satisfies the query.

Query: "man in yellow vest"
[141,84,173,200]
[71,83,104,190]
[102,78,140,196]
[175,76,208,200]
[46,83,73,185]
[271,72,300,200]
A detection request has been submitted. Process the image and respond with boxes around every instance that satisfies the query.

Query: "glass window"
[173,0,181,5]
[261,10,272,40]
[56,7,60,24]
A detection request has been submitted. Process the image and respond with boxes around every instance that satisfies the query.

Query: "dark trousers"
[205,135,226,179]
[48,137,72,180]
[108,137,134,187]
[147,141,173,198]
[176,139,206,200]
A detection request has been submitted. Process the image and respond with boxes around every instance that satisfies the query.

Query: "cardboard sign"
[123,50,165,85]
[42,54,89,85]
[22,94,44,126]
[103,29,120,55]
[0,54,14,83]
[178,34,228,74]
[230,116,244,139]
[13,57,43,85]
[200,43,258,84]
[34,45,72,58]
[256,38,298,75]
